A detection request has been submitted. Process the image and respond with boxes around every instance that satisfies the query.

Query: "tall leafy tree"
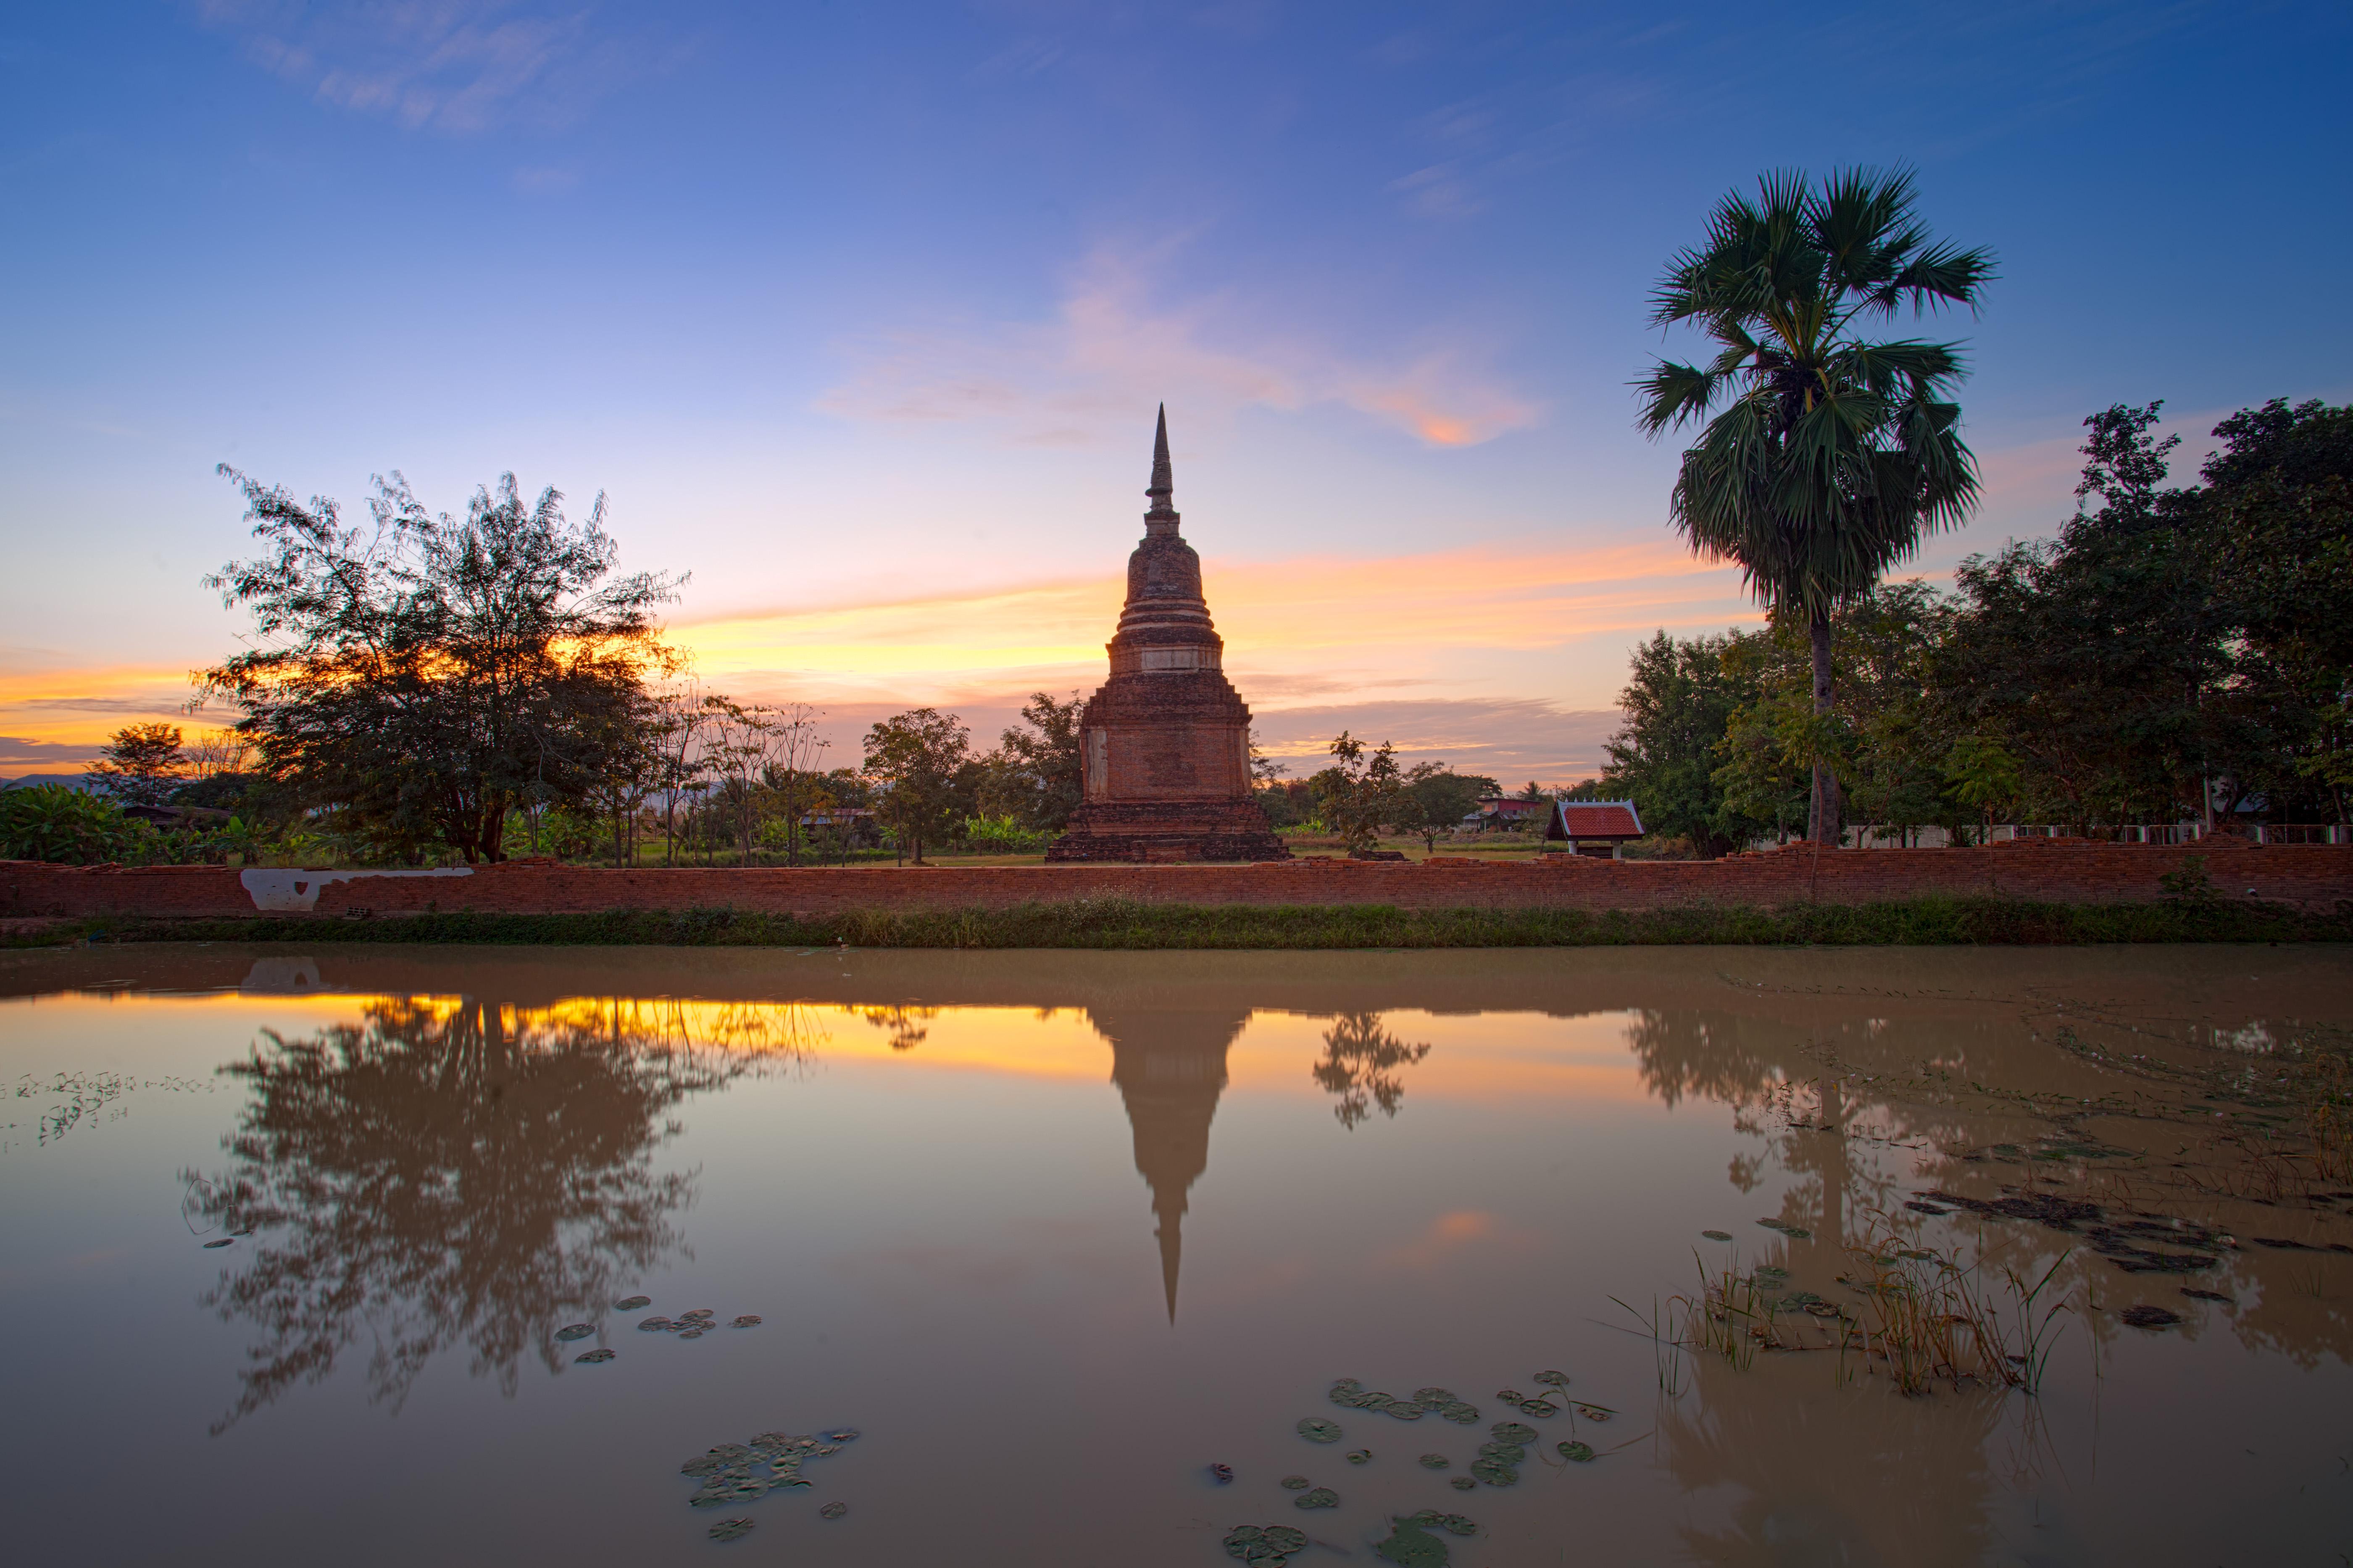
[200,470,679,863]
[862,708,971,865]
[88,722,188,806]
[1601,629,1773,858]
[1637,168,1994,843]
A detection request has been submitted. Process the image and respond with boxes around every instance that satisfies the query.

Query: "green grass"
[13,894,2351,950]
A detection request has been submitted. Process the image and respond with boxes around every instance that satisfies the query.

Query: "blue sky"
[4,1,2348,780]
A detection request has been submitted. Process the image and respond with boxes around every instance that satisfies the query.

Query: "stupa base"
[1046,800,1291,863]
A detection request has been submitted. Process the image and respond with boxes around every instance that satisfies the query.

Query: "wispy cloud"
[193,0,675,133]
[819,243,1539,449]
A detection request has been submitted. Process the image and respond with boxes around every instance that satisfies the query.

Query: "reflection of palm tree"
[190,996,747,1431]
[1090,1008,1249,1324]
[1654,1350,2010,1566]
[1311,1013,1432,1130]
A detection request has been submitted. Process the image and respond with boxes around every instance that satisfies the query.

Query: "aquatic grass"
[26,892,2353,951]
[1838,1221,2074,1396]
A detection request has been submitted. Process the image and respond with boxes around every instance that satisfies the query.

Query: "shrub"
[0,784,153,864]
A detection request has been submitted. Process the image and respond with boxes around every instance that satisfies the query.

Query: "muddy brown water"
[3,944,2349,1565]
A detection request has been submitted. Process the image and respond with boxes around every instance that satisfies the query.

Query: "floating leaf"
[1372,1517,1448,1567]
[1413,1511,1480,1538]
[1701,1230,1733,1242]
[1491,1422,1538,1445]
[1449,1476,1476,1492]
[574,1348,616,1364]
[1264,1527,1307,1552]
[707,1517,755,1542]
[1294,1487,1340,1510]
[732,1315,762,1328]
[1756,1220,1812,1239]
[1573,1404,1613,1422]
[682,1308,717,1320]
[1413,1386,1455,1405]
[1521,1400,1558,1418]
[1209,1463,1234,1484]
[1382,1403,1425,1422]
[689,1495,730,1509]
[1280,1476,1310,1491]
[1346,1449,1373,1465]
[638,1317,675,1333]
[822,1428,861,1443]
[1494,1388,1525,1403]
[2120,1304,2182,1329]
[1297,1418,1343,1444]
[679,1329,705,1340]
[615,1295,651,1311]
[203,1239,234,1249]
[1417,1453,1450,1470]
[1439,1403,1480,1425]
[1532,1370,1569,1386]
[555,1324,596,1342]
[819,1502,847,1520]
[1557,1441,1595,1463]
[1468,1458,1518,1487]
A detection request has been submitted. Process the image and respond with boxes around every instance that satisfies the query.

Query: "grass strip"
[12,895,2352,950]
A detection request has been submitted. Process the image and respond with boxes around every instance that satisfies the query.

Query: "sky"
[3,1,2349,784]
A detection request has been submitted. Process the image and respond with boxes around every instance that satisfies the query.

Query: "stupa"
[1045,408,1290,863]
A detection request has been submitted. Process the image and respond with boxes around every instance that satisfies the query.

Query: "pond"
[3,943,2349,1565]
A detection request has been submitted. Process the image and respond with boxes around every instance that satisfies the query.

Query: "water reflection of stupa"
[1090,1008,1249,1323]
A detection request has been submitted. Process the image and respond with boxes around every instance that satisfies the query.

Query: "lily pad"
[1297,1418,1343,1444]
[1417,1453,1450,1469]
[681,1308,716,1320]
[1521,1400,1558,1418]
[638,1317,674,1332]
[555,1323,596,1342]
[1756,1219,1812,1239]
[1382,1403,1425,1422]
[1280,1476,1310,1490]
[1264,1527,1307,1552]
[1438,1402,1480,1425]
[819,1502,847,1520]
[203,1239,234,1249]
[574,1348,616,1364]
[1477,1441,1526,1462]
[1373,1517,1448,1567]
[1413,1511,1480,1537]
[1468,1458,1518,1487]
[1494,1387,1525,1403]
[615,1295,651,1311]
[732,1315,762,1328]
[2120,1304,2182,1329]
[1573,1404,1614,1421]
[1557,1441,1595,1463]
[1294,1487,1340,1509]
[1491,1422,1538,1445]
[678,1329,705,1340]
[822,1429,861,1443]
[1210,1463,1234,1484]
[1413,1386,1455,1404]
[707,1517,755,1542]
[689,1494,730,1509]
[1701,1230,1733,1242]
[1449,1476,1476,1492]
[1346,1449,1373,1465]
[1532,1370,1570,1386]
[682,1455,727,1476]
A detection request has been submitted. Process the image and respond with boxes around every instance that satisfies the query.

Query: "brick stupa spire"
[1045,409,1290,863]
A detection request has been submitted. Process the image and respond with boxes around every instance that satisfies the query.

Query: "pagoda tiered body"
[1045,410,1290,864]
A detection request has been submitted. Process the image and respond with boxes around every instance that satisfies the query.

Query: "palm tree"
[1637,168,1994,845]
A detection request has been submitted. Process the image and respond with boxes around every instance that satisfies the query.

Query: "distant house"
[1542,799,1643,858]
[1461,795,1548,832]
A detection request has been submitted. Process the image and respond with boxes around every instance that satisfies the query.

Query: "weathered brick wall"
[5,838,2349,920]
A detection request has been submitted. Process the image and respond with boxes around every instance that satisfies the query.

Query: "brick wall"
[5,838,2349,921]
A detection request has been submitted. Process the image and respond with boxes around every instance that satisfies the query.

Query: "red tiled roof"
[1556,803,1642,838]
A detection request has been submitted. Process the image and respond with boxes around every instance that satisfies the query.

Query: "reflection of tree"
[190,995,776,1432]
[858,1005,937,1051]
[1311,1013,1432,1130]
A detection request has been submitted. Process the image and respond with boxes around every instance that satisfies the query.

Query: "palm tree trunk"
[1808,606,1841,845]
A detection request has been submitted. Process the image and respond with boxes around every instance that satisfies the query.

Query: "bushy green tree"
[863,708,971,865]
[1,784,152,863]
[1601,629,1774,858]
[980,691,1085,831]
[1308,732,1402,852]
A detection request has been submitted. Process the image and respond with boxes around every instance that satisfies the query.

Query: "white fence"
[1834,822,2350,849]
